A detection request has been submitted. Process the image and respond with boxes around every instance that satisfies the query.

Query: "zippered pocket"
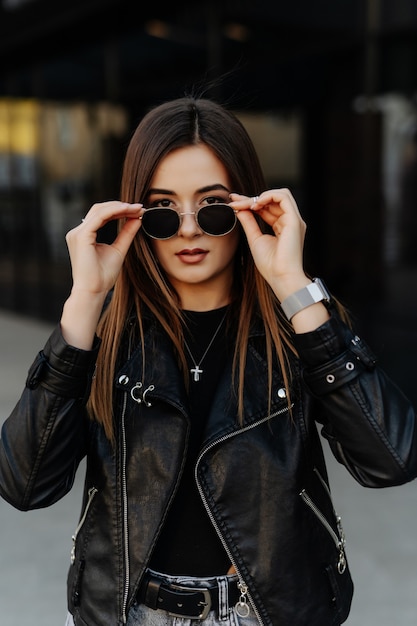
[300,471,346,574]
[70,486,98,565]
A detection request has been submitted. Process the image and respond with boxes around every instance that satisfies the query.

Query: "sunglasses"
[140,204,238,240]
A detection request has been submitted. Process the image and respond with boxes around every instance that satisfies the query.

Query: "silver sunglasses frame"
[140,204,238,240]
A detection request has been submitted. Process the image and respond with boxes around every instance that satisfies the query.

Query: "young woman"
[1,97,416,626]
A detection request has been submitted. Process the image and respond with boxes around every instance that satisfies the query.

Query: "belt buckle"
[169,584,212,620]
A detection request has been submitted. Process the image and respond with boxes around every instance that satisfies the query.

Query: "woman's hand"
[66,201,143,296]
[61,201,142,349]
[230,190,329,331]
[230,190,310,301]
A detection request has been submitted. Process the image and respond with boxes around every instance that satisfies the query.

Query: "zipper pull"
[71,535,76,565]
[337,542,347,574]
[235,580,250,618]
[70,486,97,565]
[336,515,347,574]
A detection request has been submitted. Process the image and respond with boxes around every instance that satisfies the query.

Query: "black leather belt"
[137,573,240,620]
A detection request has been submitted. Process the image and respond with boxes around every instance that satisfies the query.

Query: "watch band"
[280,278,331,321]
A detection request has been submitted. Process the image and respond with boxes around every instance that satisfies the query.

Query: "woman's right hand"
[66,201,143,295]
[61,201,143,349]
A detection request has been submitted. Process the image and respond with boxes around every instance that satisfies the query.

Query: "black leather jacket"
[1,310,416,626]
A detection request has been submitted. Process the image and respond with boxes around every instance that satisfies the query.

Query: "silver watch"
[280,278,331,321]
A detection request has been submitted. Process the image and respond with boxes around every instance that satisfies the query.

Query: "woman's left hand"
[230,189,311,302]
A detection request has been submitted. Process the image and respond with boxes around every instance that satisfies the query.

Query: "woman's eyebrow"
[147,188,175,196]
[147,184,230,196]
[197,184,230,193]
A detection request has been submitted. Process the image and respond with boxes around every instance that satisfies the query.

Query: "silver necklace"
[183,311,227,382]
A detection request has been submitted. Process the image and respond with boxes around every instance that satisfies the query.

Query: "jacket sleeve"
[292,310,417,488]
[0,325,100,511]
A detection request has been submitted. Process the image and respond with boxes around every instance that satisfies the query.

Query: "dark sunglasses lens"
[198,204,236,235]
[141,208,180,239]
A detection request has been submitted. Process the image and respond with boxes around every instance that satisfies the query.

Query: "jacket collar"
[115,311,291,438]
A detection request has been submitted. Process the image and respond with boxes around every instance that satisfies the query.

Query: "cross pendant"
[190,365,203,382]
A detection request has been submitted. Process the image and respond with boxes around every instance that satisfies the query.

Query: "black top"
[149,306,233,575]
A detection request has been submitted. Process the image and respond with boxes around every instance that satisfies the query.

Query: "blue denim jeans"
[65,568,259,626]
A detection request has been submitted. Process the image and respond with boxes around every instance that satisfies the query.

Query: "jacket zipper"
[70,486,98,565]
[195,404,291,626]
[312,467,347,573]
[299,470,347,574]
[120,391,130,623]
[120,331,135,624]
[119,372,189,622]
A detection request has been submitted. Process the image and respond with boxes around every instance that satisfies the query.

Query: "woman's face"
[145,144,240,310]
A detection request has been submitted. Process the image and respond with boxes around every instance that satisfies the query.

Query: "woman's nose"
[177,211,202,237]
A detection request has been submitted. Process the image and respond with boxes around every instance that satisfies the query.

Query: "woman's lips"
[176,248,208,263]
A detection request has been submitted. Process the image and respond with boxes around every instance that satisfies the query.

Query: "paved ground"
[0,308,416,626]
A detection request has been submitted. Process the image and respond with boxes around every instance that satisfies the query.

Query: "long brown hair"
[88,97,301,440]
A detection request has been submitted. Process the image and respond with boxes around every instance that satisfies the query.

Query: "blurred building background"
[1,0,417,403]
